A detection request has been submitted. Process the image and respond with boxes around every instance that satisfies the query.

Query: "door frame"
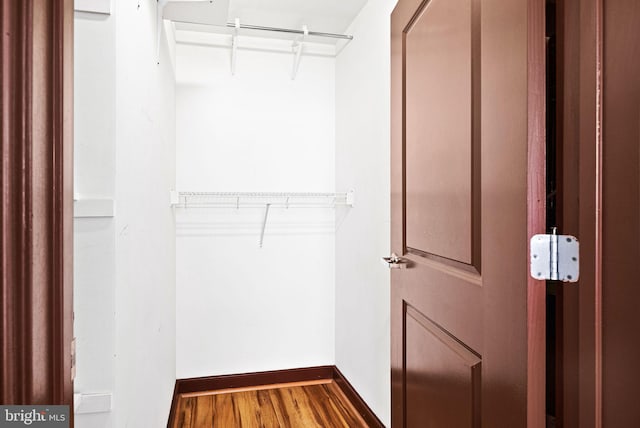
[1,0,74,407]
[559,0,604,426]
[527,0,548,423]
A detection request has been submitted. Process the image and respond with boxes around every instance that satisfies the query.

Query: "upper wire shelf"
[170,191,355,208]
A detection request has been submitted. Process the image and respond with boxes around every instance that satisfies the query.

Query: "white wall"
[335,0,396,425]
[175,40,336,378]
[113,0,176,426]
[73,9,116,428]
[74,1,176,426]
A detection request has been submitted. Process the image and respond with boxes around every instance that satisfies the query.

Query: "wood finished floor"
[173,380,369,428]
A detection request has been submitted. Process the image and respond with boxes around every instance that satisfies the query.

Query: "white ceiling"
[166,0,368,35]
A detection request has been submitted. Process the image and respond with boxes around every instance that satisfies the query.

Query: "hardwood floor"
[172,380,370,427]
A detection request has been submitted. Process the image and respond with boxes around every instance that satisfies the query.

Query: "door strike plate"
[530,234,579,282]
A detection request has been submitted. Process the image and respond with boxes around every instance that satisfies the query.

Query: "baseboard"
[331,366,384,428]
[167,365,384,428]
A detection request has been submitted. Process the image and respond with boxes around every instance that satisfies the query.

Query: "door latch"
[382,253,408,269]
[530,229,579,282]
[71,337,76,381]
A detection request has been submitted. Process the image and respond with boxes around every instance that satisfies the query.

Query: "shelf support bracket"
[231,18,240,75]
[346,189,355,207]
[156,0,170,64]
[170,190,179,205]
[291,25,308,80]
[259,203,271,248]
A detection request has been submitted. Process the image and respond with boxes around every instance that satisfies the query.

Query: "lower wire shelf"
[170,190,354,247]
[170,191,354,208]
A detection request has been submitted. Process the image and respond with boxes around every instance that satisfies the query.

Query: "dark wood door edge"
[167,365,384,428]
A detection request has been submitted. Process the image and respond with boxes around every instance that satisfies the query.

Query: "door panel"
[405,0,474,265]
[405,304,481,428]
[391,0,546,426]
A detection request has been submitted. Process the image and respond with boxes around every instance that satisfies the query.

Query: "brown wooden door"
[390,0,546,427]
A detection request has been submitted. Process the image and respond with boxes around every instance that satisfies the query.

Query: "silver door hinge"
[530,230,579,282]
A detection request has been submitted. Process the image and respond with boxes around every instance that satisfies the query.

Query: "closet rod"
[224,22,353,40]
[170,18,353,40]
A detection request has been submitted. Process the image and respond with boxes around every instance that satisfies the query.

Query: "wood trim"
[167,366,384,428]
[1,0,33,404]
[0,0,73,407]
[54,0,75,408]
[332,367,385,428]
[560,0,605,426]
[553,1,566,423]
[593,2,603,427]
[526,0,547,427]
[174,366,335,395]
[598,2,640,425]
[559,0,580,423]
[577,0,603,426]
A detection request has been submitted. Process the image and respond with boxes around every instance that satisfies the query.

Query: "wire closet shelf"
[170,191,355,209]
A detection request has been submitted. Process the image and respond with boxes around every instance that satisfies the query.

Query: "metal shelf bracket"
[231,18,239,75]
[259,203,271,248]
[156,0,170,64]
[291,25,308,80]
